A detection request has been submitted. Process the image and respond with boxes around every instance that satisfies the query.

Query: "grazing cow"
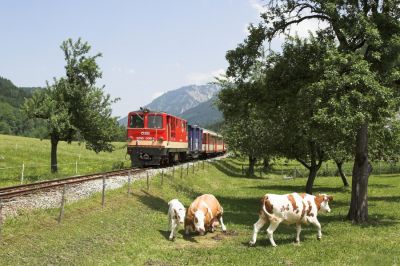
[168,199,186,240]
[249,192,333,247]
[185,194,227,235]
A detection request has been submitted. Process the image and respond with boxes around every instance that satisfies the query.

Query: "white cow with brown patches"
[185,194,227,235]
[168,199,186,240]
[249,192,333,247]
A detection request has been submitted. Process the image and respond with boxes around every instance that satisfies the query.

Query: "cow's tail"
[261,195,273,218]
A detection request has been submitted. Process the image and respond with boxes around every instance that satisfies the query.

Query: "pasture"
[0,134,129,187]
[0,158,399,265]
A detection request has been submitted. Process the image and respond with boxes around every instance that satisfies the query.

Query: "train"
[126,108,226,167]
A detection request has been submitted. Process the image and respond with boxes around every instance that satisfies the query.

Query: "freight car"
[126,109,226,167]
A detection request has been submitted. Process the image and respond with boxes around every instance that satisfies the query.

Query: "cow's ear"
[328,195,333,201]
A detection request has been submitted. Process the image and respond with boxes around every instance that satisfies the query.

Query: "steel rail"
[0,168,144,199]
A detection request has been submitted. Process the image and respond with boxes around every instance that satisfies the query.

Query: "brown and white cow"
[249,192,333,247]
[185,194,227,235]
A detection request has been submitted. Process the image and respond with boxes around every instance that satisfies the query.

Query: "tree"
[217,62,278,176]
[24,38,120,172]
[226,0,400,223]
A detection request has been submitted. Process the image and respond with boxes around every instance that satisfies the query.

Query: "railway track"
[0,168,145,200]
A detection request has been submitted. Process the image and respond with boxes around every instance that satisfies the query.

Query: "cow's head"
[316,193,333,213]
[174,207,186,224]
[193,209,207,235]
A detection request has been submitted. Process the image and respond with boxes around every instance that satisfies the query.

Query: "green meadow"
[0,134,130,187]
[0,157,399,265]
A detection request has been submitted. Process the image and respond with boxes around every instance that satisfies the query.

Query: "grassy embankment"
[0,134,130,187]
[0,157,399,265]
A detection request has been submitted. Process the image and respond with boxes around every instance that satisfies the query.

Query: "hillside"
[0,76,46,137]
[180,96,223,127]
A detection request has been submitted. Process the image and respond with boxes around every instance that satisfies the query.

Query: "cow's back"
[262,193,310,224]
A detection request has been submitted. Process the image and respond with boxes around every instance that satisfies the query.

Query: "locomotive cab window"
[148,115,163,129]
[130,113,144,128]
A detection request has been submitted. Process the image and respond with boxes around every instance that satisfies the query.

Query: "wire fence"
[0,159,129,187]
[235,160,400,179]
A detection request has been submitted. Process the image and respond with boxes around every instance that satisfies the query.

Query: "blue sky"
[0,0,316,118]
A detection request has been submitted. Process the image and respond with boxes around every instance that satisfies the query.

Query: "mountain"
[119,84,222,126]
[145,84,220,115]
[180,96,223,127]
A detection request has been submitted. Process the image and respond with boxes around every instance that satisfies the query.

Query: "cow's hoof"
[294,240,300,246]
[317,237,321,241]
[222,230,227,234]
[272,244,278,248]
[249,241,256,247]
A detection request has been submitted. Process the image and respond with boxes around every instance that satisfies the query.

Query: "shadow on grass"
[213,160,264,179]
[132,190,168,214]
[168,182,200,199]
[247,184,349,194]
[369,195,400,202]
[158,230,170,240]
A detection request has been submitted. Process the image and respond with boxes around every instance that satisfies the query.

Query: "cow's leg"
[185,224,192,235]
[169,220,177,240]
[266,221,280,247]
[310,219,322,240]
[295,223,302,243]
[249,217,266,246]
[219,216,227,232]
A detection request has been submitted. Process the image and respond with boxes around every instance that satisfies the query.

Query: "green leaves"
[24,38,119,152]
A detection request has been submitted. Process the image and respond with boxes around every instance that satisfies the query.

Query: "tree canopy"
[220,0,400,223]
[24,38,120,172]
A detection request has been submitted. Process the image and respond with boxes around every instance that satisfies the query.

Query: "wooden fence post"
[172,165,175,178]
[102,176,106,208]
[0,198,3,239]
[75,161,78,175]
[192,163,195,174]
[127,170,132,195]
[242,165,244,176]
[187,164,189,176]
[58,184,67,224]
[202,161,205,170]
[180,166,183,178]
[146,172,150,190]
[20,162,25,184]
[161,169,164,186]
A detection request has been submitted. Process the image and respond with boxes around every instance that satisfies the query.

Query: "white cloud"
[186,68,226,85]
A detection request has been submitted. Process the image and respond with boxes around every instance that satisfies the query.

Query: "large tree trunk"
[263,158,269,171]
[305,165,320,194]
[300,141,323,194]
[335,160,349,187]
[347,123,372,223]
[51,134,59,173]
[248,156,257,176]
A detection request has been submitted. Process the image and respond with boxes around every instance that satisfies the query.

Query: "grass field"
[0,157,399,265]
[0,134,130,187]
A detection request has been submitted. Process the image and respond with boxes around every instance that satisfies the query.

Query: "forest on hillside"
[0,76,47,138]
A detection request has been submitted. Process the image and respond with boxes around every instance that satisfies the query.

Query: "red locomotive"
[126,108,226,167]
